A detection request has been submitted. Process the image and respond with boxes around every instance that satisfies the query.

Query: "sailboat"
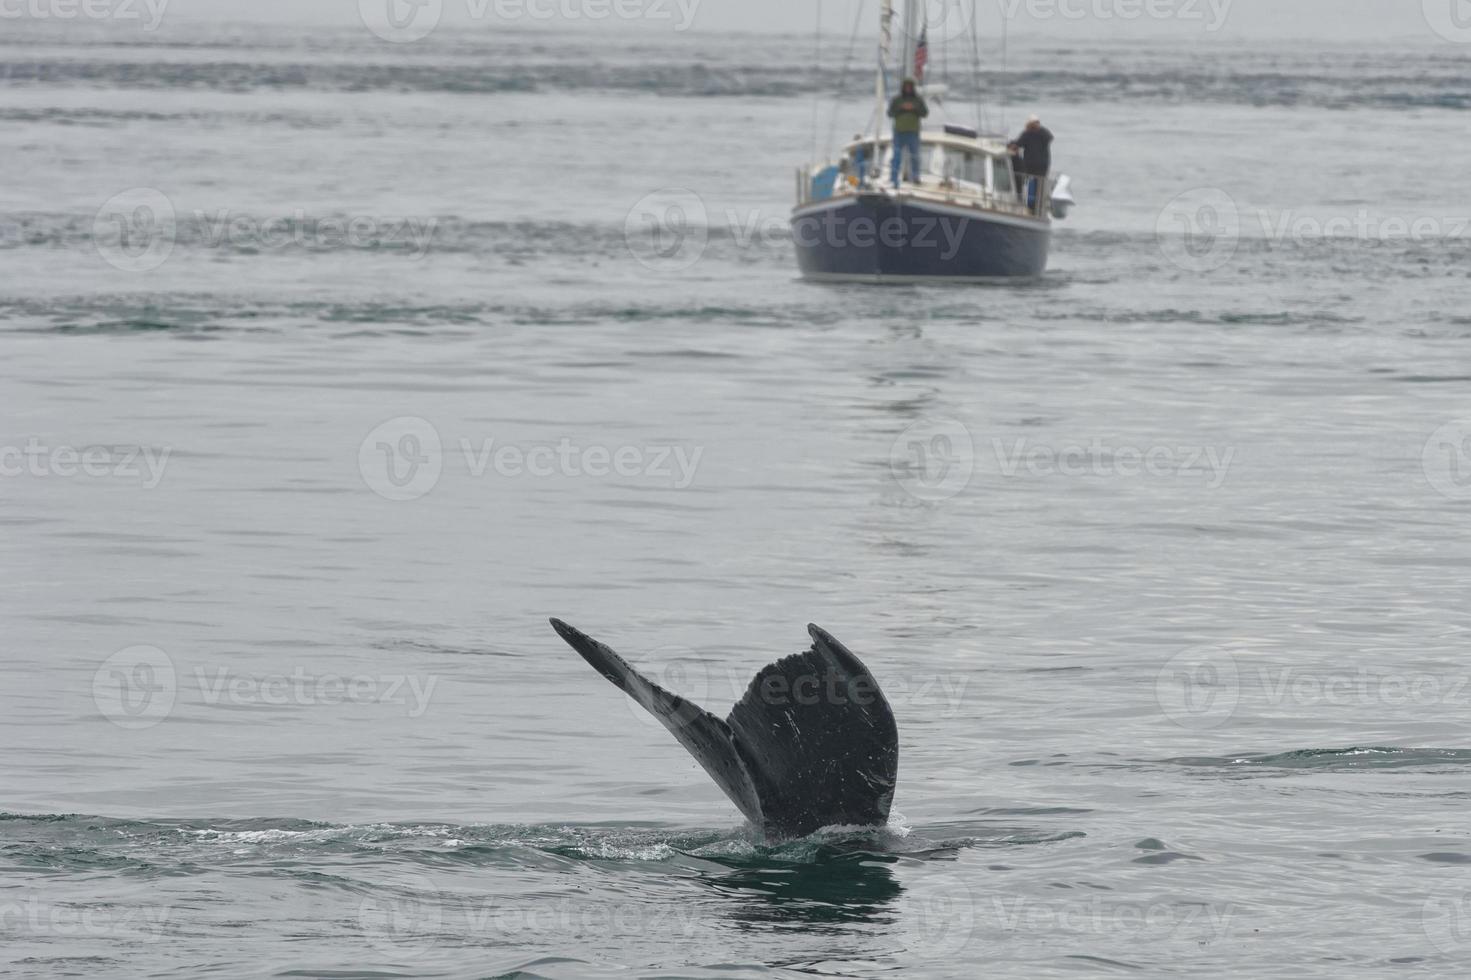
[791,0,1074,282]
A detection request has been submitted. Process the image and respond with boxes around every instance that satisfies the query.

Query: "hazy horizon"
[31,0,1467,44]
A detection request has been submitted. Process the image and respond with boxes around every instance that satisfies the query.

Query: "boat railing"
[797,160,1055,219]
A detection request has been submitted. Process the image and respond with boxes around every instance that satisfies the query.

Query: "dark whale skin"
[550,618,898,840]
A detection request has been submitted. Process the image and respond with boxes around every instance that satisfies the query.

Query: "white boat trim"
[798,272,1046,285]
[792,193,1052,234]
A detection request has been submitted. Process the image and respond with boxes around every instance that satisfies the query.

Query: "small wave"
[1131,837,1204,865]
[374,638,519,659]
[1162,746,1471,770]
[0,813,1075,870]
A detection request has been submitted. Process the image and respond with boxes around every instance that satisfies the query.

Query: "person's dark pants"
[1020,170,1049,213]
[891,131,921,185]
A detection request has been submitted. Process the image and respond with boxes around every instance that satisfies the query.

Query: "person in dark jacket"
[887,78,928,186]
[1011,114,1053,212]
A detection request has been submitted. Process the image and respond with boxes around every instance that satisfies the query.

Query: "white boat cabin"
[798,128,1049,219]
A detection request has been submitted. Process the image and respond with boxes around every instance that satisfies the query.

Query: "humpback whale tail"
[549,618,899,840]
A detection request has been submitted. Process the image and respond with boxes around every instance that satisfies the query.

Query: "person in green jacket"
[887,78,928,186]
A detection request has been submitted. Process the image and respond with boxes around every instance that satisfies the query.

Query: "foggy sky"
[151,0,1461,42]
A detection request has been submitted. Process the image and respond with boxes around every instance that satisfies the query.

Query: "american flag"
[914,27,928,82]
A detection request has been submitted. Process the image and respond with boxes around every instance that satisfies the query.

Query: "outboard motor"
[1050,174,1075,220]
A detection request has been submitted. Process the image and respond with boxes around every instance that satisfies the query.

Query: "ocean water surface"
[3,18,1471,980]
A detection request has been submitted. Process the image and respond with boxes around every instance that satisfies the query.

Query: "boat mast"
[876,0,893,124]
[901,0,922,82]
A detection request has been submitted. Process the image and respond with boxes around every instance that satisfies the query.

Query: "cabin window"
[923,145,943,176]
[955,152,986,185]
[990,157,1016,195]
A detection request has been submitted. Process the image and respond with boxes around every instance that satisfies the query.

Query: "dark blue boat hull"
[791,194,1050,281]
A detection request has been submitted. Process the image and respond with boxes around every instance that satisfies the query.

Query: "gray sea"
[4,16,1471,980]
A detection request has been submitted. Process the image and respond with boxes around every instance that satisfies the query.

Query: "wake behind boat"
[792,0,1075,283]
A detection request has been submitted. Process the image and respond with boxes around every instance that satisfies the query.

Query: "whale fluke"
[550,618,898,839]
